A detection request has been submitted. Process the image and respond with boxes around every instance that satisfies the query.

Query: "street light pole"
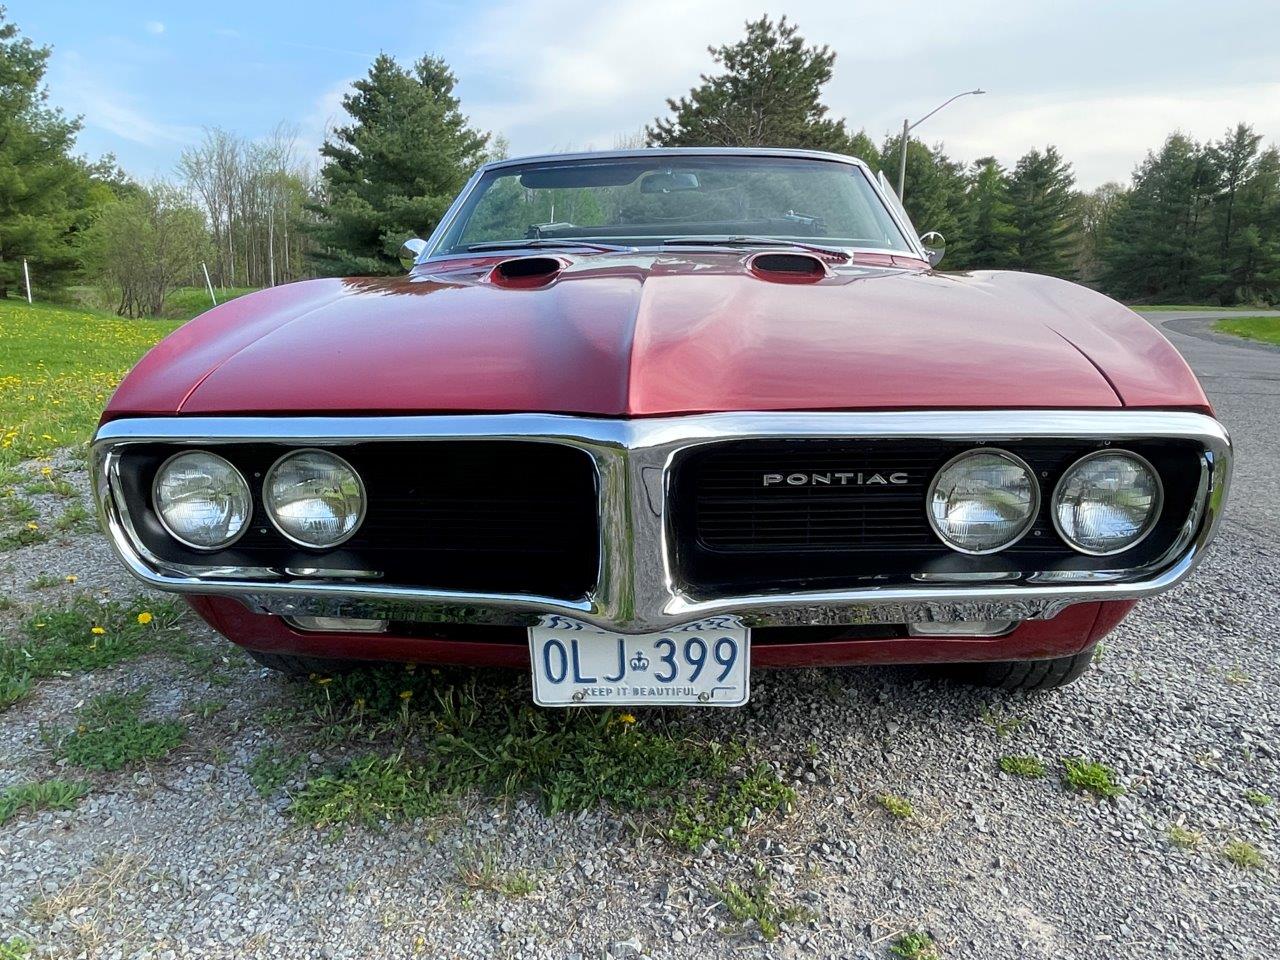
[897,88,985,199]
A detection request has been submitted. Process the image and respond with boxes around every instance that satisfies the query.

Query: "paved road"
[1136,310,1280,530]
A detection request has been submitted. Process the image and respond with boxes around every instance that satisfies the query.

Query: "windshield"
[430,154,913,256]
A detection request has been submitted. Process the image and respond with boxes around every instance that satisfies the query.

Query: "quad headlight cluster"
[928,447,1162,557]
[152,449,365,551]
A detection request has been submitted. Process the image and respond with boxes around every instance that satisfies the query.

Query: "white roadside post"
[22,258,33,304]
[201,261,218,307]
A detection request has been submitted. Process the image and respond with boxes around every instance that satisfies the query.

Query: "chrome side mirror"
[399,237,428,271]
[920,231,945,267]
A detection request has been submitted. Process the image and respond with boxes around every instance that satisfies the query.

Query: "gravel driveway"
[1,311,1276,960]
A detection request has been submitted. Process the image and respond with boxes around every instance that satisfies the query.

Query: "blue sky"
[11,0,1280,189]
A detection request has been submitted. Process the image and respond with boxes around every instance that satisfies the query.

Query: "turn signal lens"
[1053,451,1162,555]
[153,451,252,550]
[928,449,1039,554]
[264,449,365,548]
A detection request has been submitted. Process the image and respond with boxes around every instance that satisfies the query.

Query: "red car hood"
[106,252,1208,419]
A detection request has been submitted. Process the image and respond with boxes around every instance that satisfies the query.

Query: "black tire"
[245,649,361,680]
[947,647,1095,691]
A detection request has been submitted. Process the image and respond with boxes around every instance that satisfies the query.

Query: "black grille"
[672,438,1204,595]
[119,440,599,599]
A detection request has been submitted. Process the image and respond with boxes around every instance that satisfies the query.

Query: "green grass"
[1134,304,1268,311]
[0,778,89,825]
[1222,839,1264,870]
[1062,758,1124,798]
[716,865,811,941]
[158,285,257,322]
[877,794,915,820]
[288,670,793,847]
[1215,316,1280,346]
[1244,789,1273,808]
[0,300,181,466]
[57,690,186,771]
[456,845,539,898]
[890,931,941,960]
[246,744,305,797]
[1167,824,1203,849]
[999,755,1047,778]
[0,596,187,711]
[0,937,33,960]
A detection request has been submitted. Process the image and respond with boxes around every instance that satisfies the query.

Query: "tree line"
[2,7,1277,315]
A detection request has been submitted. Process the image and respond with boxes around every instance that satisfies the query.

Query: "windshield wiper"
[464,239,635,253]
[661,236,850,261]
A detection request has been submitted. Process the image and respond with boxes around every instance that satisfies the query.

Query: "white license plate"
[528,616,750,707]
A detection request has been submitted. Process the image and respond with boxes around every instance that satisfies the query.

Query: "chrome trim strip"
[92,410,1232,634]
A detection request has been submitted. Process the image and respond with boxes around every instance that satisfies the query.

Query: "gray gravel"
[1,313,1277,959]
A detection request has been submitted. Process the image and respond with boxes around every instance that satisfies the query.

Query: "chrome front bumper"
[92,410,1232,633]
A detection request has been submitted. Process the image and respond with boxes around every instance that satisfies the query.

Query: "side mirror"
[399,237,428,271]
[920,231,945,267]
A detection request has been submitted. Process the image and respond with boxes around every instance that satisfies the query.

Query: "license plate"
[528,616,750,707]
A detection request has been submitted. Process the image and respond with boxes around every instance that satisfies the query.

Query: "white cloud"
[54,52,198,150]
[922,84,1280,188]
[144,21,165,36]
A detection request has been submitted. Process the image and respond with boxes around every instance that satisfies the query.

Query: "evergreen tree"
[1006,147,1078,276]
[0,7,101,298]
[310,53,489,275]
[955,157,1017,269]
[647,16,865,154]
[1100,133,1215,301]
[880,133,966,252]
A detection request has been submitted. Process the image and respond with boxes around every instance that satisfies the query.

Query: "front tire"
[948,647,1095,691]
[245,649,360,679]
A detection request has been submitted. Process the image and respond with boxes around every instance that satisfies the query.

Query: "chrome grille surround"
[92,410,1231,634]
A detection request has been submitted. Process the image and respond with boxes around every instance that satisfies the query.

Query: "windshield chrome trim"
[93,411,1231,634]
[421,148,926,263]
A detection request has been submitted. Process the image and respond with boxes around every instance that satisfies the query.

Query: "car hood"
[106,252,1208,419]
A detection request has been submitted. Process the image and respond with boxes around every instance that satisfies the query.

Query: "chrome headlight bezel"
[151,449,253,552]
[926,447,1041,555]
[1051,449,1164,557]
[263,448,367,549]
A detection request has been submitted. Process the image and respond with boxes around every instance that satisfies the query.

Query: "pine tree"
[955,157,1017,269]
[1006,147,1078,276]
[880,132,966,252]
[310,53,489,275]
[0,8,100,298]
[1100,134,1215,301]
[647,16,866,154]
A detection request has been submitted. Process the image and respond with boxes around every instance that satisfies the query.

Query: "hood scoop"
[488,255,567,288]
[748,251,829,283]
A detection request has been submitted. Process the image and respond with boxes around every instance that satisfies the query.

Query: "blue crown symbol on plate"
[629,650,650,671]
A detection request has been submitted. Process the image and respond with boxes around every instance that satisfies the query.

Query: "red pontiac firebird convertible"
[92,149,1231,706]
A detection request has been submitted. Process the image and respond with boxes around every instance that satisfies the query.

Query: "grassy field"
[0,300,181,467]
[1214,316,1280,346]
[1132,304,1272,312]
[65,285,257,323]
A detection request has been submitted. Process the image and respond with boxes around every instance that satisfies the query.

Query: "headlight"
[928,448,1039,554]
[153,451,252,550]
[1052,450,1162,555]
[264,450,365,548]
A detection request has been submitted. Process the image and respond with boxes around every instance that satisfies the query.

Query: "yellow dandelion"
[315,676,333,686]
[136,611,153,624]
[399,690,413,701]
[65,574,78,584]
[618,713,637,725]
[90,626,106,635]
[41,467,52,477]
[26,521,37,530]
